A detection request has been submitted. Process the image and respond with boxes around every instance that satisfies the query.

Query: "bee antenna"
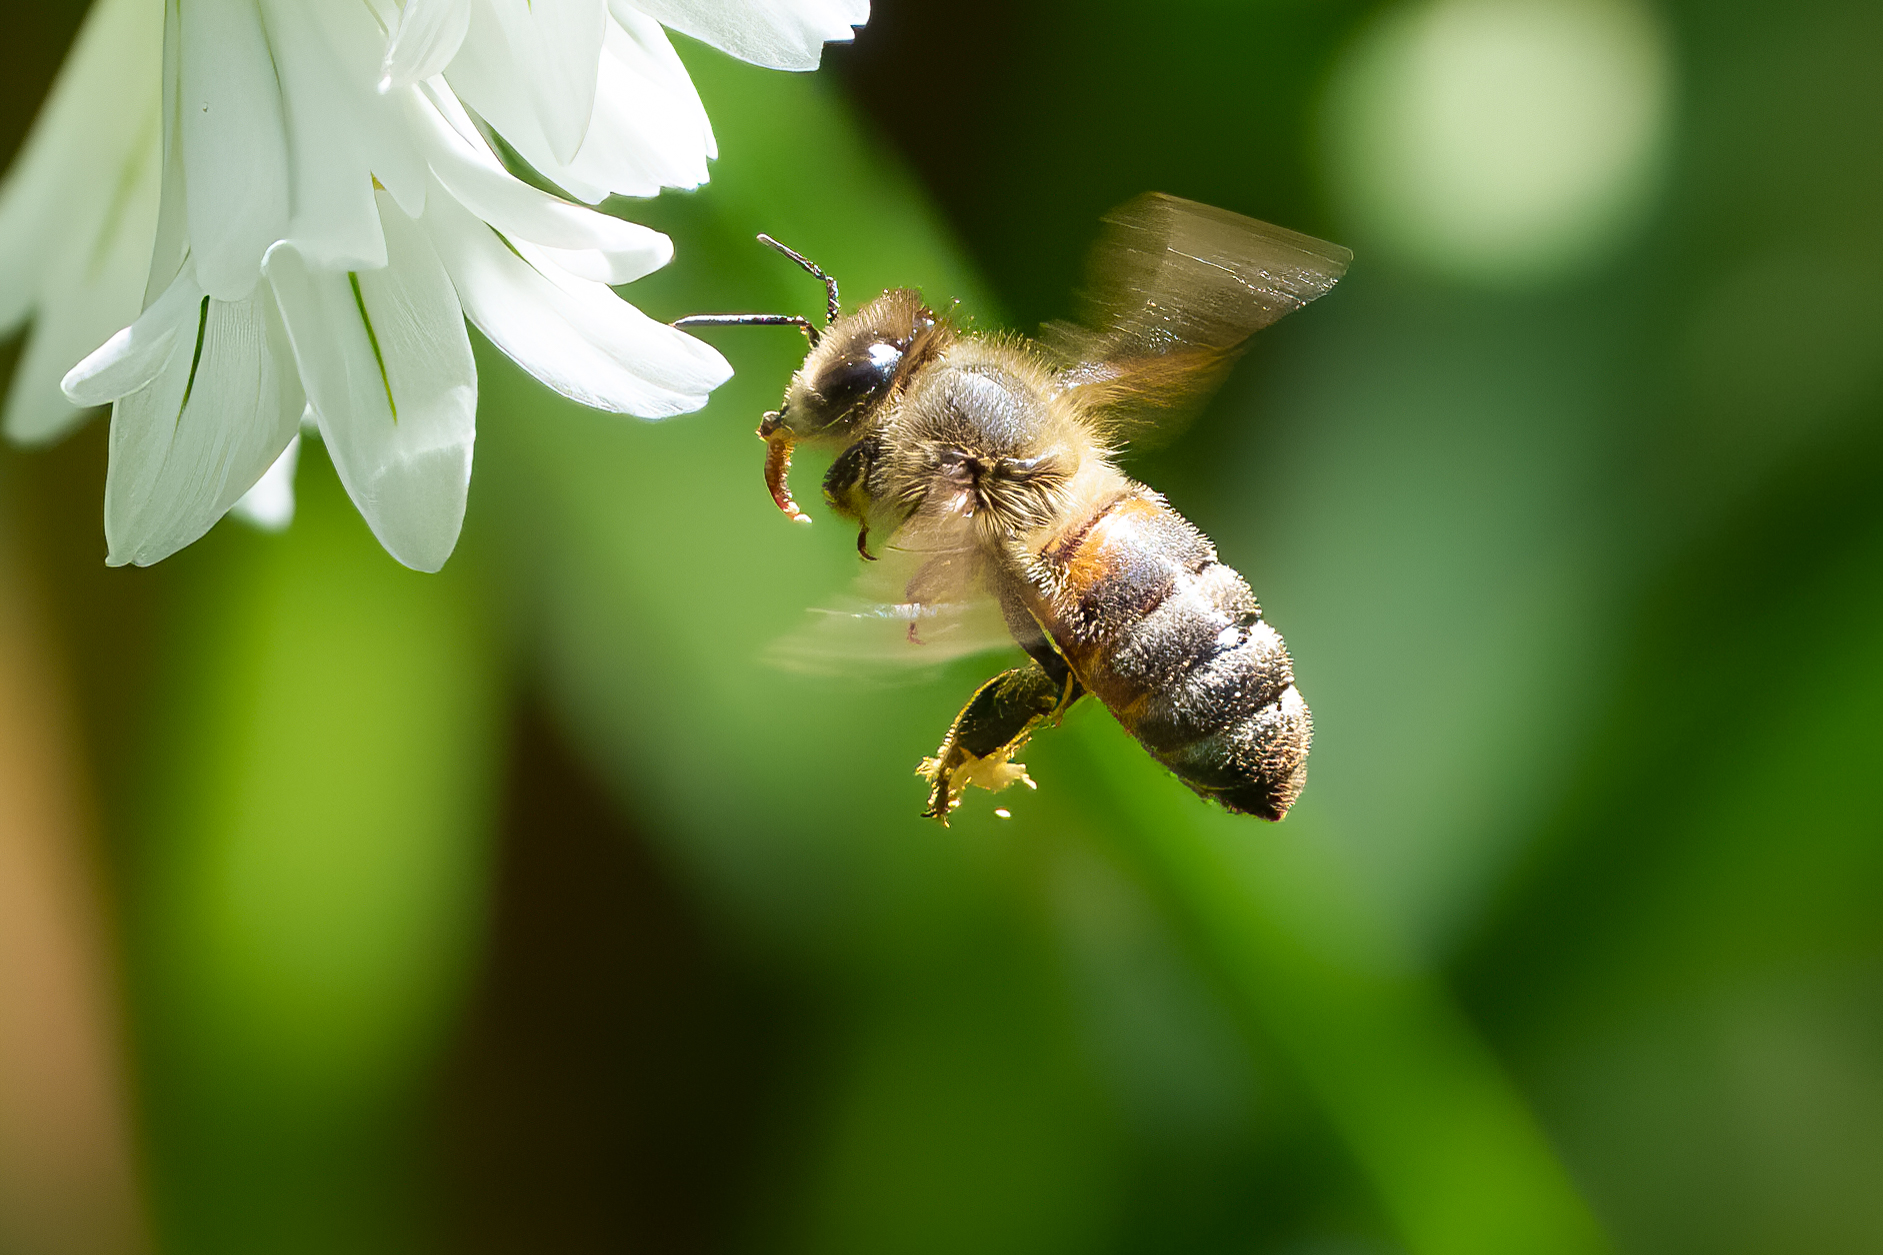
[672,313,820,349]
[757,234,841,326]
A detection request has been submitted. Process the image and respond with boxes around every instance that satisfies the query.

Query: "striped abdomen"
[1027,489,1310,820]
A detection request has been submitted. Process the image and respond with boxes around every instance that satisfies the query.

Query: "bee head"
[768,290,935,441]
[672,236,942,523]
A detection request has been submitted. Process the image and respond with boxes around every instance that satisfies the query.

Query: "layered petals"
[622,0,867,71]
[5,0,870,570]
[448,0,608,172]
[426,179,727,418]
[3,144,160,443]
[565,12,718,197]
[447,4,717,203]
[260,0,434,272]
[267,194,476,573]
[408,84,673,282]
[178,0,291,299]
[61,268,204,407]
[0,0,162,442]
[98,269,304,566]
[380,0,472,93]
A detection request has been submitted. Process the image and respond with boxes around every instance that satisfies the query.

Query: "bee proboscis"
[677,195,1350,822]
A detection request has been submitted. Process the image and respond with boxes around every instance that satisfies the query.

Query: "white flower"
[0,0,867,571]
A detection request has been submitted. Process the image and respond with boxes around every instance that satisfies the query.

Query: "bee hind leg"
[918,661,1080,822]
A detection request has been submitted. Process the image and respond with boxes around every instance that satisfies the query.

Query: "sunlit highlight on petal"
[4,0,870,569]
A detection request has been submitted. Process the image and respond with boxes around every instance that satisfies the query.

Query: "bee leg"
[822,438,881,558]
[917,661,1075,822]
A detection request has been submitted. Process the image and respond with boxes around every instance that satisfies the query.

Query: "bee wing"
[1045,192,1351,444]
[763,511,1017,679]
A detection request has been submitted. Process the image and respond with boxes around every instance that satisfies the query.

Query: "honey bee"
[677,195,1350,822]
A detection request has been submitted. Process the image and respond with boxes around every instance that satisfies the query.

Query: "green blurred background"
[3,0,1882,1251]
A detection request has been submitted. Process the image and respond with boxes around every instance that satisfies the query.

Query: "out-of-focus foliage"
[1,0,1881,1252]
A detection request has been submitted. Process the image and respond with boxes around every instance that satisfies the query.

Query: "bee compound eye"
[812,339,904,425]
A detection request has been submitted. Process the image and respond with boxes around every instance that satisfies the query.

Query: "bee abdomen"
[1041,492,1310,820]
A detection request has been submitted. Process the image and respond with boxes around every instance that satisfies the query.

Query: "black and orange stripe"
[1026,487,1309,820]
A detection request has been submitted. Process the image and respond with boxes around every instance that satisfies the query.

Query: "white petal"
[442,4,583,196]
[0,0,163,442]
[143,0,191,305]
[104,281,305,566]
[179,0,291,299]
[623,0,867,71]
[532,242,672,285]
[0,0,162,335]
[517,0,609,165]
[380,0,472,92]
[297,0,431,218]
[3,94,164,444]
[450,0,606,169]
[266,193,477,572]
[358,0,402,29]
[5,189,161,443]
[558,15,714,195]
[257,0,386,272]
[463,10,713,205]
[608,5,715,160]
[6,333,102,445]
[423,181,728,418]
[231,432,300,530]
[62,270,204,408]
[407,83,671,279]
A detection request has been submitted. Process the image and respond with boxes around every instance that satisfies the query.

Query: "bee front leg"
[918,661,1081,822]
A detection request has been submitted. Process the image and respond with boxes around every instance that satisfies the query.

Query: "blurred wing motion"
[1046,192,1352,442]
[763,513,1015,678]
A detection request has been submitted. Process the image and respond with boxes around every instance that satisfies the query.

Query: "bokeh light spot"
[1323,0,1672,285]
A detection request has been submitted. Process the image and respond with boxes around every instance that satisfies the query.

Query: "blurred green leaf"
[127,460,502,1253]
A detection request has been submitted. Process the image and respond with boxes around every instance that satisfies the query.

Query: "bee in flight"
[677,195,1350,822]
